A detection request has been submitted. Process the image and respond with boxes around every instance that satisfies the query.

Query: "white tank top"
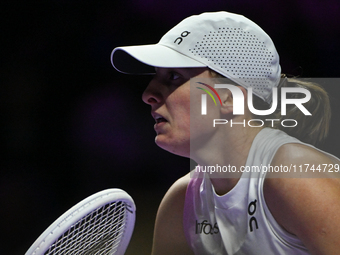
[183,128,339,255]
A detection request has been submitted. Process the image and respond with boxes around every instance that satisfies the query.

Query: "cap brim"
[111,44,207,75]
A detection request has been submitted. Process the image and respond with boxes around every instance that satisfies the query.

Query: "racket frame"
[25,188,136,255]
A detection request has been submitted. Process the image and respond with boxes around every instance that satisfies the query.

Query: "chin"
[155,136,190,158]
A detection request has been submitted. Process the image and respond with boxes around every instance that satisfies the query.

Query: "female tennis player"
[111,12,340,255]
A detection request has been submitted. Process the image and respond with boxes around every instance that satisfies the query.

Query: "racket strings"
[44,201,129,255]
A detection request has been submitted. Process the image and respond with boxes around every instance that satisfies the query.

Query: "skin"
[264,144,340,255]
[142,67,340,255]
[142,67,211,157]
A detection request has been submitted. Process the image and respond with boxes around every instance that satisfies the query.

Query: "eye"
[169,71,180,81]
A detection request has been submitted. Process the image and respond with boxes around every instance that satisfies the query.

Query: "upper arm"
[264,143,340,255]
[151,173,194,255]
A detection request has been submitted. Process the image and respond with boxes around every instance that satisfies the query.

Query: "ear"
[237,85,248,105]
[220,85,247,115]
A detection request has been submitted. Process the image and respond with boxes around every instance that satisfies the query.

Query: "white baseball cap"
[111,11,281,103]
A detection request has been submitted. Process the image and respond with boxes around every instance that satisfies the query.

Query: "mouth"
[152,113,168,124]
[155,116,167,124]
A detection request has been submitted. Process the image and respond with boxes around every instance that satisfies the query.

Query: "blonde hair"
[252,76,331,145]
[210,70,331,146]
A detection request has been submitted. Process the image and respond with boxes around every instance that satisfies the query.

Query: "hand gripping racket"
[26,188,136,255]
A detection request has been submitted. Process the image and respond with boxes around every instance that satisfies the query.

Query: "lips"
[156,116,167,124]
[152,112,168,124]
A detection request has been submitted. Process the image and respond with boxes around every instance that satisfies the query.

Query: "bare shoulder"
[269,142,337,165]
[152,173,193,255]
[157,173,191,216]
[264,143,340,254]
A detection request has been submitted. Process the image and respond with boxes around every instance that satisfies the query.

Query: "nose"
[142,77,163,105]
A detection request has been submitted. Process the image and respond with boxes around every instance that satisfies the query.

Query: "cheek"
[173,104,191,132]
[169,88,191,126]
[190,92,221,129]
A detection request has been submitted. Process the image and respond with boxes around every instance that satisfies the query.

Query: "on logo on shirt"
[248,199,259,232]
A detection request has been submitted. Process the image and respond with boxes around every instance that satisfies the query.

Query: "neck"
[191,121,263,195]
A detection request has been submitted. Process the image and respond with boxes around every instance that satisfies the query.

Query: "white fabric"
[183,128,339,254]
[111,12,281,103]
[112,44,206,71]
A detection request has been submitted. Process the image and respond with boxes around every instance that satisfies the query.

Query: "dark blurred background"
[1,1,339,254]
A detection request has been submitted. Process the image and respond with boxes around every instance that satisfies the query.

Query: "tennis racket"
[25,188,136,255]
